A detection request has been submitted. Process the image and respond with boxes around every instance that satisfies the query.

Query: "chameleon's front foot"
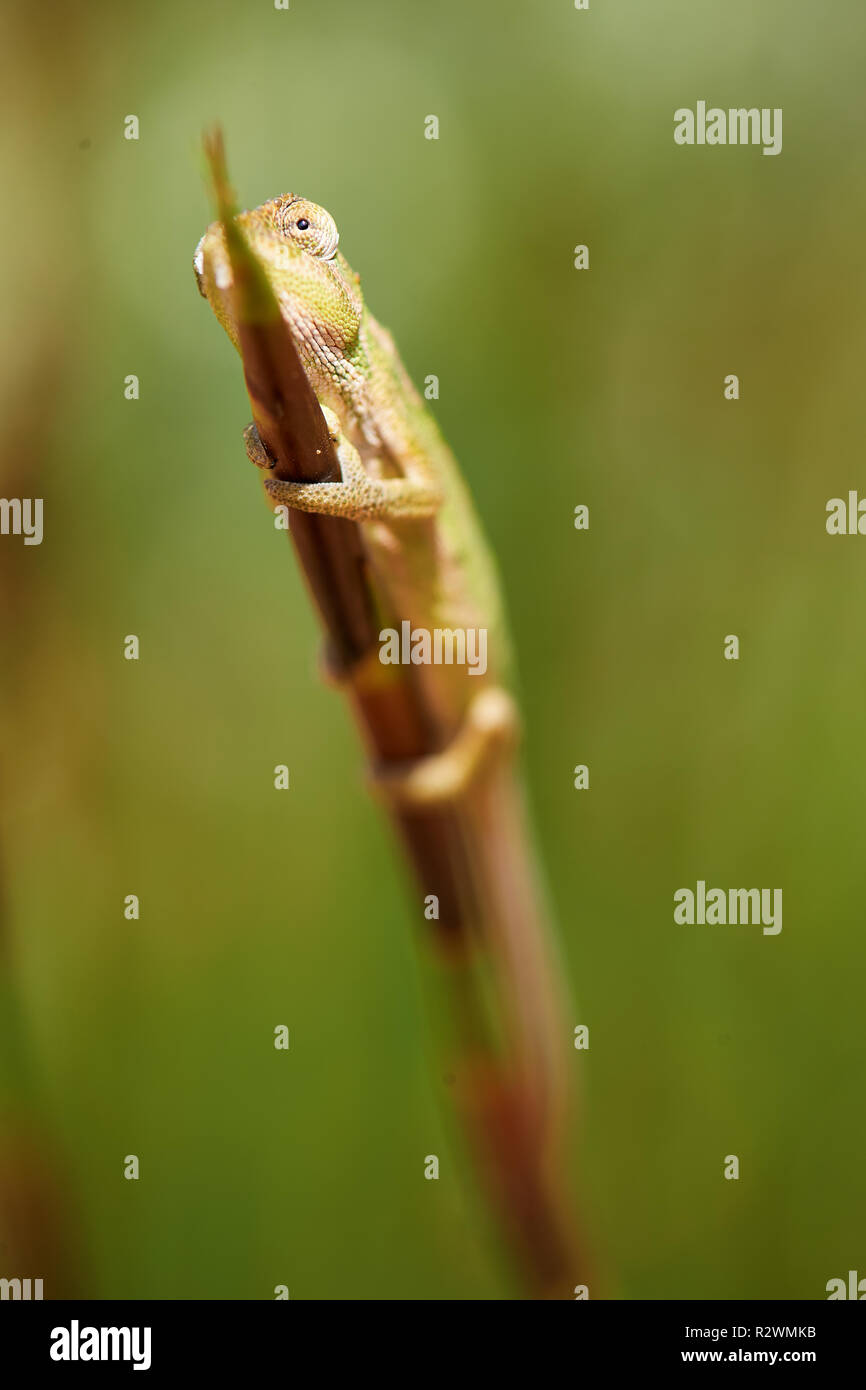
[243,415,441,522]
[370,687,519,808]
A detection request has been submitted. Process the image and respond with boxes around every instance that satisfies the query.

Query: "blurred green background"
[1,0,864,1299]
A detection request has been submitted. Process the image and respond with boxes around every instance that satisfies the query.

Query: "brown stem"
[204,130,592,1298]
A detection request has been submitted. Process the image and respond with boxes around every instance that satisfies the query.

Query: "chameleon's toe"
[243,421,275,470]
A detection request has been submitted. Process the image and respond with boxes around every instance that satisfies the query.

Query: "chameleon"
[193,164,584,1295]
[193,189,519,804]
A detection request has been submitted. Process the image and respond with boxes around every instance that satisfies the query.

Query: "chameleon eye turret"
[276,197,340,260]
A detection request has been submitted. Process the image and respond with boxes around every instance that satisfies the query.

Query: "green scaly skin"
[194,192,514,778]
[194,171,581,1296]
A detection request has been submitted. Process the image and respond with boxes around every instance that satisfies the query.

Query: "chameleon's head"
[194,194,365,388]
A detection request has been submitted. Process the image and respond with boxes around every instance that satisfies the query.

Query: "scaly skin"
[194,193,512,765]
[193,173,584,1298]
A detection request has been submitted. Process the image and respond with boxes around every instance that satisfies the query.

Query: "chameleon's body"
[193,172,582,1294]
[194,192,515,789]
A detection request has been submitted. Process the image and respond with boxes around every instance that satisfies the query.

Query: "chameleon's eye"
[279,199,339,260]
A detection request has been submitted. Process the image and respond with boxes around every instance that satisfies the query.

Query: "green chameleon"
[194,189,518,805]
[193,167,582,1293]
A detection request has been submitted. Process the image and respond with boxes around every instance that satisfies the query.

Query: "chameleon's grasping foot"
[243,413,442,523]
[369,686,519,808]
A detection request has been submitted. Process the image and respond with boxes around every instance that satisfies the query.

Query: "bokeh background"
[1,0,864,1299]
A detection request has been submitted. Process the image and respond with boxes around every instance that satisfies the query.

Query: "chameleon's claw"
[243,421,276,470]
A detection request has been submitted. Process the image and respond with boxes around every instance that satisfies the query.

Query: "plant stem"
[204,130,593,1299]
